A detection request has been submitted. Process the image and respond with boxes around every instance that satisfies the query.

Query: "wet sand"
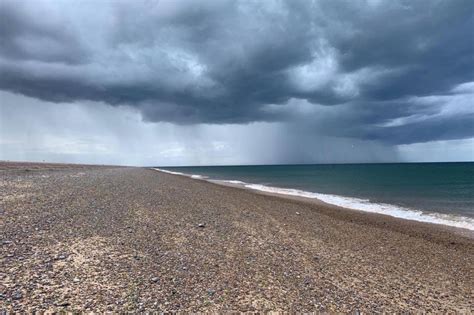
[1,162,473,312]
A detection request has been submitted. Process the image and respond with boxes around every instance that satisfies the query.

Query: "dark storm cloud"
[365,114,474,144]
[0,0,473,144]
[0,1,87,64]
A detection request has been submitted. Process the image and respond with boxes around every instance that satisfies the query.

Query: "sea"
[154,162,474,231]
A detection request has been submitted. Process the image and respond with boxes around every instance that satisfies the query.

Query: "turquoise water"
[158,163,474,227]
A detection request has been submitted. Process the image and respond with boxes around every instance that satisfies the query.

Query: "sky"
[0,0,473,166]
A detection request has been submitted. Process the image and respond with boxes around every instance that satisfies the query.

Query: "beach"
[1,162,473,312]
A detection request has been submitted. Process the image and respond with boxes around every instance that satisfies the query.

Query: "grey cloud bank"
[1,91,402,165]
[0,0,473,164]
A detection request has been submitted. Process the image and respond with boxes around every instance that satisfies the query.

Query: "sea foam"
[218,180,247,185]
[191,174,208,179]
[155,169,185,176]
[153,168,207,179]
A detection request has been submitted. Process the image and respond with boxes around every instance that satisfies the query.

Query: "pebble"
[207,289,216,296]
[56,301,71,307]
[73,277,80,283]
[12,291,23,300]
[150,277,159,283]
[197,223,206,228]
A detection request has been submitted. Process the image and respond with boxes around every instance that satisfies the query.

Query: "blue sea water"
[155,163,474,230]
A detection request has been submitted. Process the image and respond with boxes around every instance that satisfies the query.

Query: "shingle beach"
[1,162,473,312]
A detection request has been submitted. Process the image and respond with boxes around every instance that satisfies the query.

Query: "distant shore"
[1,162,473,312]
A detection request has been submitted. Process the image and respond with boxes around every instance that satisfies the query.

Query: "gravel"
[0,162,473,312]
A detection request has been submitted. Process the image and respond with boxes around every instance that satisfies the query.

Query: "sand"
[1,162,473,312]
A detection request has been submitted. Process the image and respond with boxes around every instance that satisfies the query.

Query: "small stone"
[12,291,23,300]
[2,240,12,245]
[56,254,67,260]
[197,223,206,228]
[207,289,216,296]
[150,277,159,283]
[296,212,300,215]
[56,301,71,307]
[182,266,187,270]
[303,276,311,285]
[73,277,80,283]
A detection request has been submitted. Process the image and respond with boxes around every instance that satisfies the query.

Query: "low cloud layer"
[1,91,403,165]
[1,0,473,163]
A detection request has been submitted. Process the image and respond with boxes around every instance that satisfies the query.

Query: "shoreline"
[152,168,474,236]
[2,163,473,312]
[212,179,474,240]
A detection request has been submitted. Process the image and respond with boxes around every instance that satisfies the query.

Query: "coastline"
[2,162,473,312]
[153,168,474,236]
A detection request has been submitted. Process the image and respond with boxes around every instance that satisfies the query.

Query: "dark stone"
[303,276,311,285]
[207,289,216,296]
[12,292,23,300]
[56,301,71,307]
